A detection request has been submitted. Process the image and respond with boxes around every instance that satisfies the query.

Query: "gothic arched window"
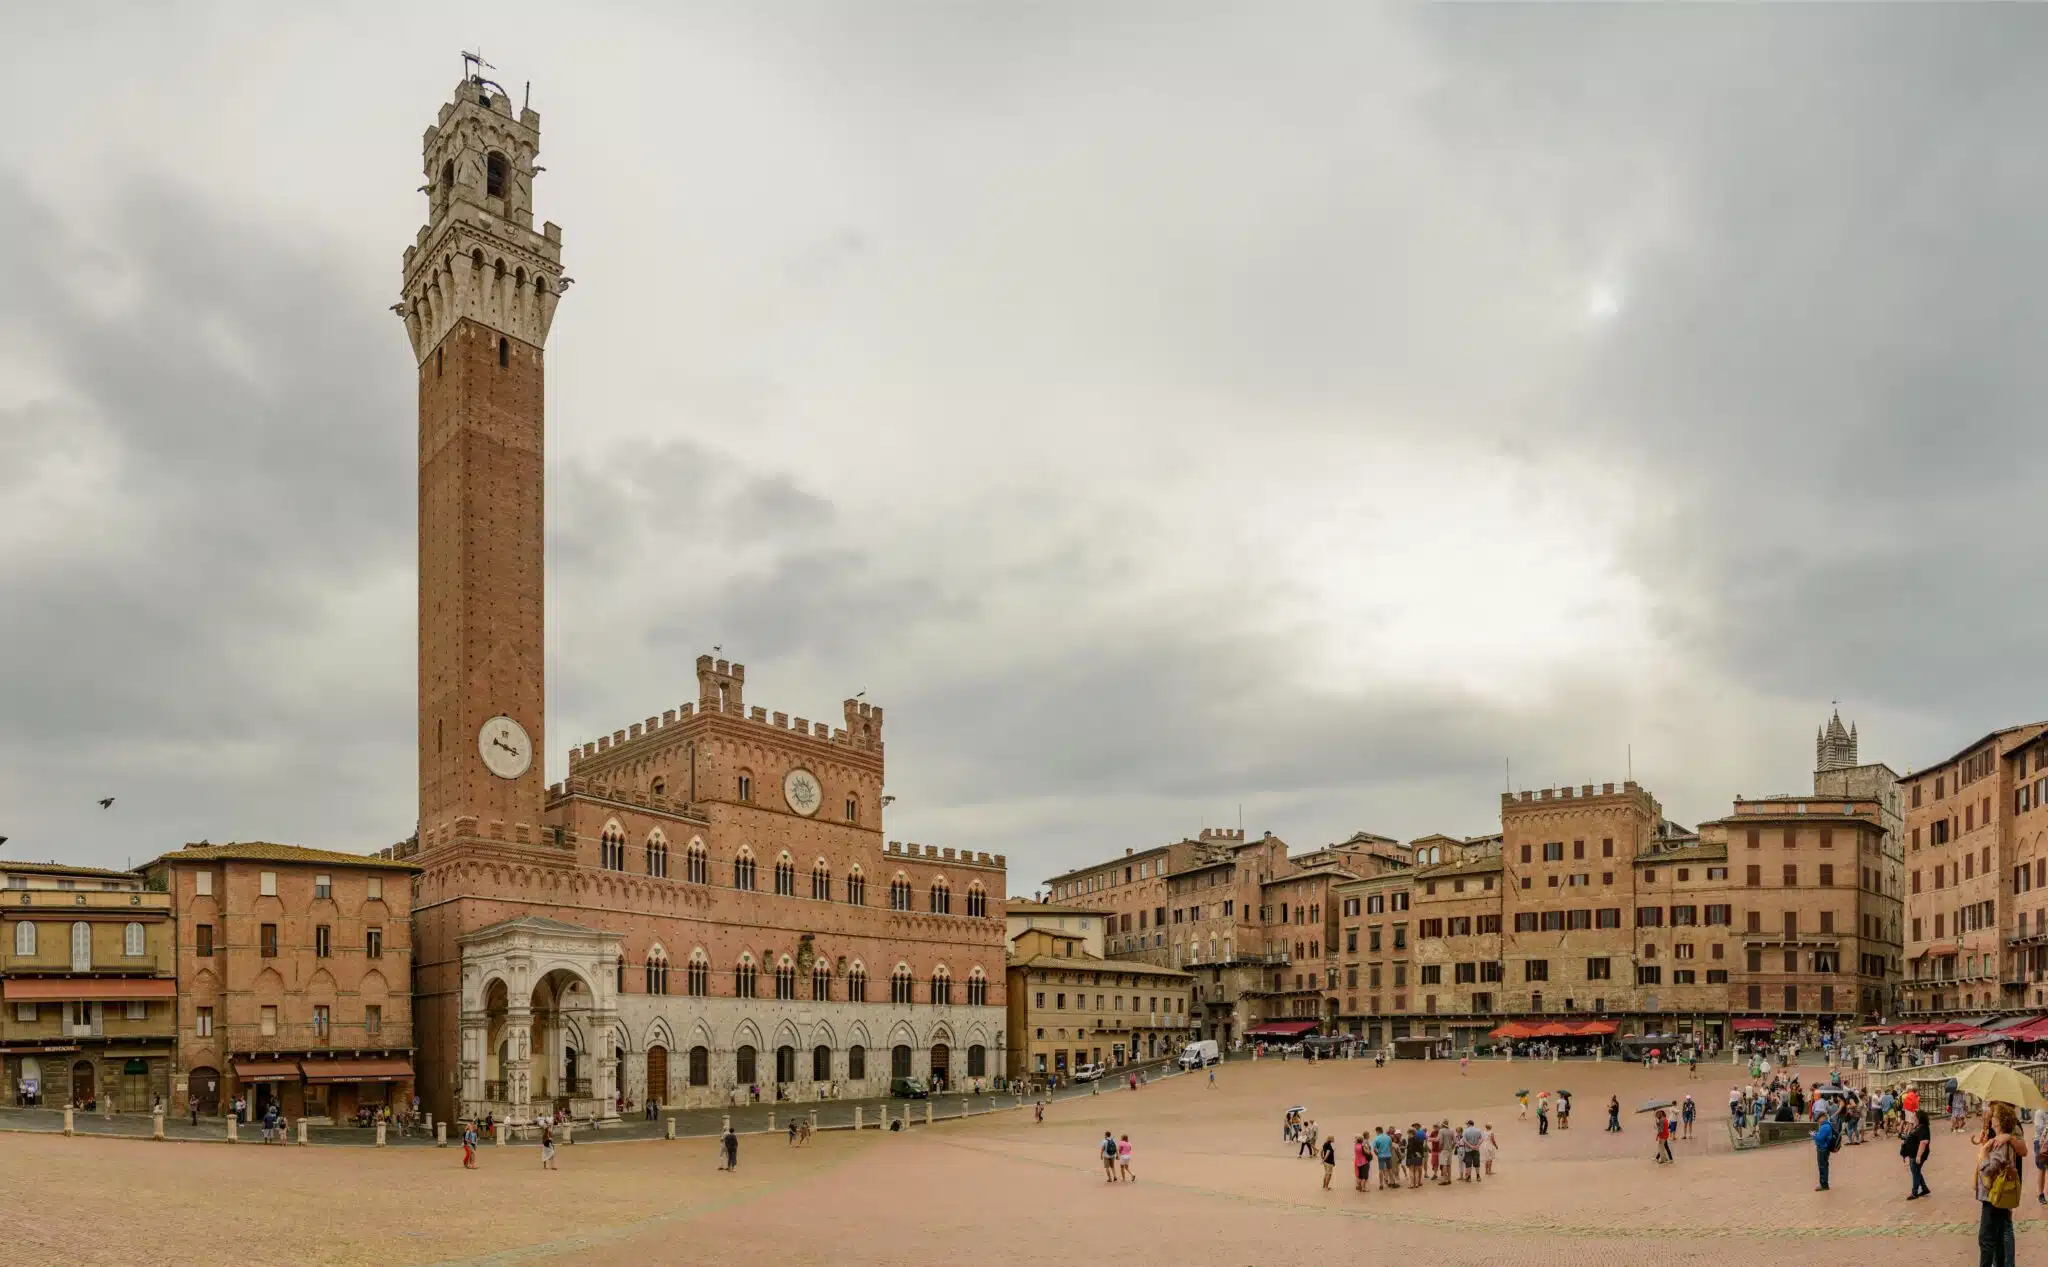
[686,950,709,997]
[774,854,796,897]
[890,964,914,1005]
[775,957,797,1000]
[966,966,988,1006]
[733,847,756,892]
[686,840,708,885]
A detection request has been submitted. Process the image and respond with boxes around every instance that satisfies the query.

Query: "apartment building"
[1004,928,1193,1078]
[1333,863,1418,1046]
[1406,847,1505,1042]
[1902,722,2048,1016]
[1004,901,1107,959]
[0,862,175,1110]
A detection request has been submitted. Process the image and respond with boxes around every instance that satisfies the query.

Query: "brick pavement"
[0,1054,2027,1266]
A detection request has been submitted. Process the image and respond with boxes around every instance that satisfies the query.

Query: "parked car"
[889,1077,929,1099]
[1073,1063,1105,1083]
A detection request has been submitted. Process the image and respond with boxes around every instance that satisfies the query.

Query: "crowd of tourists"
[1283,1108,1498,1190]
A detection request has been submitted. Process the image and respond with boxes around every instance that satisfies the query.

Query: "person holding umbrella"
[1640,1099,1676,1163]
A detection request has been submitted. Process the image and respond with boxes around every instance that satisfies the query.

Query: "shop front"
[226,1056,415,1124]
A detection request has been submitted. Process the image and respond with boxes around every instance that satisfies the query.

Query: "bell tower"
[399,70,567,848]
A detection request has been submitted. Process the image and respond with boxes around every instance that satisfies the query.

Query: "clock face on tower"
[478,716,533,780]
[783,768,822,817]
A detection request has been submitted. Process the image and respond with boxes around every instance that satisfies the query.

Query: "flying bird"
[97,798,116,809]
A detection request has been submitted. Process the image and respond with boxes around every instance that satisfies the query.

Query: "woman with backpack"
[1975,1102,2022,1267]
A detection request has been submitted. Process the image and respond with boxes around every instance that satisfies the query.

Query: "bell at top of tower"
[396,70,569,364]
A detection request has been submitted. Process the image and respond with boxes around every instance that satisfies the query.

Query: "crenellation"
[629,723,642,740]
[774,712,789,729]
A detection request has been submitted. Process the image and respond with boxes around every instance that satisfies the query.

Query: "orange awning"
[1917,943,1960,958]
[232,1059,301,1082]
[300,1058,414,1084]
[2,978,176,1001]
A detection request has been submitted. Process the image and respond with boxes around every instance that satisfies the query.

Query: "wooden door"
[646,1046,668,1106]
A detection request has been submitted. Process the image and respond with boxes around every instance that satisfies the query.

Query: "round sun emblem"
[783,768,821,817]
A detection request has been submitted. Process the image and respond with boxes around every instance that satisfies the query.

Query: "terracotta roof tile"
[146,842,420,872]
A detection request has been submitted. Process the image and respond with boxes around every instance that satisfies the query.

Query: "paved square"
[0,1057,2021,1265]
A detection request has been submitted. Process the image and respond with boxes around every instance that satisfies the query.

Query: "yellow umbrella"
[1955,1062,2048,1111]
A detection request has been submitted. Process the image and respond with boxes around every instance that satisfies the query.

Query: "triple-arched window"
[966,966,988,1006]
[599,824,627,872]
[686,950,709,997]
[890,963,915,1004]
[847,962,868,1003]
[733,847,757,892]
[686,840,708,885]
[775,957,797,1000]
[929,879,951,915]
[845,867,867,906]
[644,948,669,995]
[930,964,952,1006]
[734,954,757,999]
[645,831,669,879]
[811,860,831,901]
[889,875,913,911]
[811,959,832,1001]
[773,854,796,897]
[965,883,988,919]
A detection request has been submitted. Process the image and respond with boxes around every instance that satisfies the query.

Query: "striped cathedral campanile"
[401,74,562,844]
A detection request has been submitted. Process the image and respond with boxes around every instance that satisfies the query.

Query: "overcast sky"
[3,4,2044,884]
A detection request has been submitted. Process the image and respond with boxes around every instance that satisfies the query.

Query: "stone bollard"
[854,1106,864,1130]
[63,1106,74,1137]
[298,1120,309,1146]
[809,1109,819,1133]
[436,1122,448,1147]
[425,1112,434,1132]
[376,1121,388,1147]
[1596,1049,1603,1063]
[768,1111,776,1133]
[562,1121,573,1145]
[153,1111,165,1140]
[225,1115,237,1142]
[495,1122,507,1146]
[961,1099,969,1120]
[665,1116,676,1140]
[925,1101,933,1125]
[721,1113,731,1134]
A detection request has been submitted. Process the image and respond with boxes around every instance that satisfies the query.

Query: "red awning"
[2009,1019,2048,1042]
[1529,1021,1575,1037]
[1730,1018,1776,1032]
[2,978,176,1002]
[1246,1020,1319,1037]
[1489,1022,1534,1039]
[232,1059,301,1082]
[300,1058,414,1084]
[1568,1020,1619,1036]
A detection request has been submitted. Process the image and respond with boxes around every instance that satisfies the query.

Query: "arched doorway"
[812,1045,831,1082]
[891,1044,912,1078]
[736,1045,757,1087]
[71,1059,95,1108]
[930,1043,950,1088]
[775,1045,796,1086]
[688,1046,709,1087]
[189,1066,220,1115]
[646,1046,668,1107]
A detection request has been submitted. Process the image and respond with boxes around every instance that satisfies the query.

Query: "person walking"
[1518,1090,1529,1120]
[1903,1108,1932,1200]
[1653,1110,1675,1165]
[1320,1134,1336,1190]
[1537,1093,1550,1136]
[1101,1131,1120,1183]
[1812,1107,1838,1191]
[1207,1066,1216,1090]
[1118,1134,1135,1182]
[1607,1096,1622,1132]
[1558,1091,1571,1131]
[719,1124,739,1171]
[540,1122,558,1171]
[1681,1095,1697,1140]
[461,1122,478,1169]
[1976,1103,2022,1267]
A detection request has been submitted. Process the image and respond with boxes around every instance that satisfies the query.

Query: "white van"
[1179,1039,1220,1069]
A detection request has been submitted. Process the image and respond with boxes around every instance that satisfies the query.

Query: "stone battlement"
[567,654,886,770]
[884,841,1006,872]
[1197,827,1246,842]
[1501,780,1643,806]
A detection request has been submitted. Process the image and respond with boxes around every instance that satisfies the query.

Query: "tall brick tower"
[398,71,565,849]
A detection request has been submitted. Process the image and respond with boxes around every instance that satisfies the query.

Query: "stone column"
[665,1116,676,1140]
[504,1006,533,1123]
[63,1106,74,1136]
[152,1111,164,1140]
[591,1011,621,1120]
[459,1012,488,1118]
[375,1121,387,1147]
[298,1120,308,1145]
